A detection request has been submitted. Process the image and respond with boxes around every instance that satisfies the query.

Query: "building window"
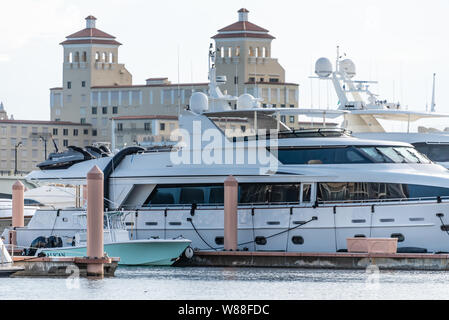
[260,78,264,82]
[67,81,71,89]
[249,77,255,83]
[83,129,89,135]
[144,123,151,131]
[269,78,279,83]
[234,76,238,85]
[160,123,165,131]
[281,104,286,108]
[280,115,286,123]
[63,129,68,136]
[53,128,58,135]
[92,129,97,136]
[290,104,295,108]
[117,123,123,131]
[73,129,78,136]
[112,106,118,114]
[92,107,97,115]
[102,107,107,114]
[63,140,68,147]
[80,118,86,124]
[81,81,86,87]
[289,116,295,123]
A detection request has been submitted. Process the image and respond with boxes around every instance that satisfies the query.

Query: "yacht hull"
[9,200,449,255]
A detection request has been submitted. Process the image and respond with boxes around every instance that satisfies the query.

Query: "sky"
[1,0,449,128]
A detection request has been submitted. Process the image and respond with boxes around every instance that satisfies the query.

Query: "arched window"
[262,47,266,58]
[74,52,80,62]
[109,52,114,63]
[235,47,240,57]
[255,47,259,57]
[220,47,225,58]
[82,52,87,62]
[95,52,100,62]
[102,52,107,62]
[68,52,73,63]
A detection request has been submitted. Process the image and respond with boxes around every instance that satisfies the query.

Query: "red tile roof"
[60,39,122,46]
[212,32,274,40]
[66,27,116,39]
[61,25,121,46]
[218,21,269,33]
[238,8,249,13]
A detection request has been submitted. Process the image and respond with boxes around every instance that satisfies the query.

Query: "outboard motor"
[23,236,47,256]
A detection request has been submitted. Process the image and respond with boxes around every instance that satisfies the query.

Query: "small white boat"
[13,212,191,266]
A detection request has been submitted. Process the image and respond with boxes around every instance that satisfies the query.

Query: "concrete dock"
[10,256,119,277]
[176,251,449,271]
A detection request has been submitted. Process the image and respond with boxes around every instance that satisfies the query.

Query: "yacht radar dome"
[190,92,209,114]
[340,59,356,78]
[315,57,333,78]
[237,93,258,109]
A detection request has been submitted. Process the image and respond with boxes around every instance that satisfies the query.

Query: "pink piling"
[224,175,238,251]
[86,166,104,277]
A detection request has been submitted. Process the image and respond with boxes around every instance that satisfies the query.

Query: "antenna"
[431,73,436,112]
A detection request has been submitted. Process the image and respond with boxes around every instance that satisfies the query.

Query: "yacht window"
[302,184,312,202]
[413,143,449,162]
[277,147,372,165]
[317,182,449,202]
[180,188,205,204]
[144,183,300,206]
[358,146,431,164]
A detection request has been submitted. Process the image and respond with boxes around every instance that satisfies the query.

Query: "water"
[1,267,449,300]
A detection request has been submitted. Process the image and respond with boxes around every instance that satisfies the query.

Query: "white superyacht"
[12,48,449,254]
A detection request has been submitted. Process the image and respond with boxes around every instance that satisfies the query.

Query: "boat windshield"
[358,146,432,164]
[413,143,449,162]
[276,146,432,165]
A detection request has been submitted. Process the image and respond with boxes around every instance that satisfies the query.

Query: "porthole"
[391,233,405,242]
[255,236,267,245]
[145,222,158,226]
[291,236,304,245]
[215,237,224,245]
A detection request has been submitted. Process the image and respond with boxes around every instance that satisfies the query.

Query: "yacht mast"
[431,73,436,113]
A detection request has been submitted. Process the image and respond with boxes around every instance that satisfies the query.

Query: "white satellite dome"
[237,93,257,109]
[190,92,209,114]
[340,59,356,78]
[315,57,333,78]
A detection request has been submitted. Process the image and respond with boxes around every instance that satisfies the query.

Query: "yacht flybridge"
[16,46,449,254]
[308,47,449,168]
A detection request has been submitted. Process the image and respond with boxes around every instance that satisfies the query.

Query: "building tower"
[212,8,296,105]
[51,16,132,123]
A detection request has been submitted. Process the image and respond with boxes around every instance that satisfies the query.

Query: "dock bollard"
[224,175,238,251]
[9,181,25,247]
[86,166,104,277]
[12,181,24,228]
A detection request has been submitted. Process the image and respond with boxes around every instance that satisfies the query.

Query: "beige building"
[112,115,178,149]
[0,103,92,174]
[50,9,300,142]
